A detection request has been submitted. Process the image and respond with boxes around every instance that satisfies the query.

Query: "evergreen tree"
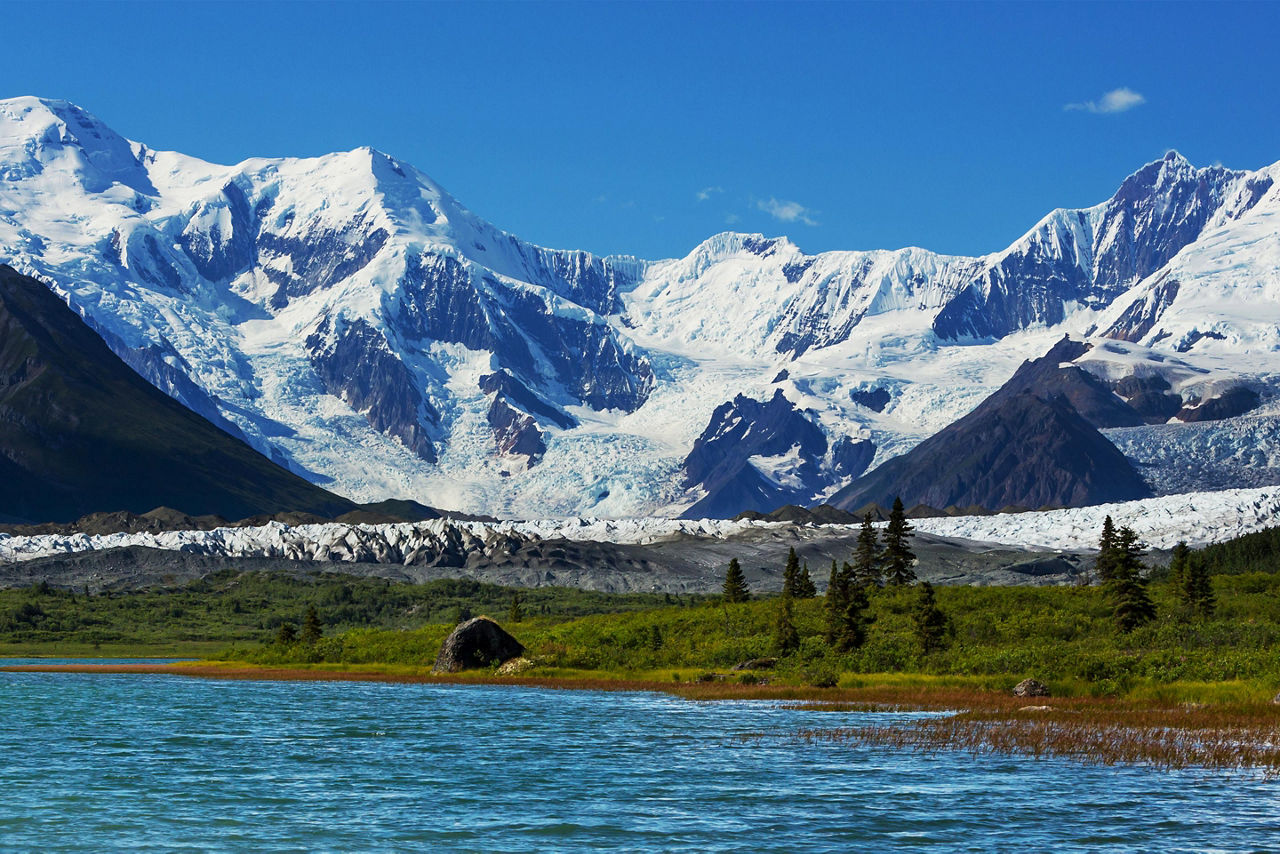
[1095,515,1119,582]
[300,604,323,645]
[824,560,872,652]
[840,580,872,652]
[648,624,664,652]
[824,560,848,646]
[883,497,917,586]
[774,592,800,655]
[722,558,750,603]
[795,561,817,599]
[1167,541,1191,589]
[1107,526,1156,631]
[913,581,948,653]
[782,547,801,597]
[507,592,525,623]
[1182,554,1216,619]
[829,560,849,640]
[853,512,883,587]
[276,621,298,645]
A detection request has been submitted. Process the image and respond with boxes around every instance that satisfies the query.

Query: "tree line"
[722,497,947,656]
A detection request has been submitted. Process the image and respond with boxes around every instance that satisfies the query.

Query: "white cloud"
[696,185,724,202]
[1065,87,1146,114]
[725,213,741,225]
[756,197,819,226]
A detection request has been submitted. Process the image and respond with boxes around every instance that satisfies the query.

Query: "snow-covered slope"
[3,96,1280,518]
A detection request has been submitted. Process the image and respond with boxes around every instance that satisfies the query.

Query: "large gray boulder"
[433,616,525,672]
[1013,678,1051,698]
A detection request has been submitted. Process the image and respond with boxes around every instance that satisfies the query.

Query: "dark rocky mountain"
[0,266,355,523]
[829,340,1154,512]
[681,390,874,519]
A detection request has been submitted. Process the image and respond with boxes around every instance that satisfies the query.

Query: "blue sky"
[8,1,1278,260]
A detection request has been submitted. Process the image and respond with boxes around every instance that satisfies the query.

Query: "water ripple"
[1,666,1277,851]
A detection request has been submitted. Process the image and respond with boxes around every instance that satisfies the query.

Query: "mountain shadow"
[0,265,356,523]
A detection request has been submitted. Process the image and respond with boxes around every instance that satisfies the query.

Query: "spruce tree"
[276,621,298,645]
[1182,555,1216,619]
[1095,515,1119,582]
[883,497,916,586]
[1107,526,1156,631]
[300,605,323,645]
[824,560,850,646]
[774,591,800,655]
[840,580,872,652]
[507,592,525,623]
[913,581,948,653]
[722,558,750,603]
[1168,541,1191,590]
[796,561,817,599]
[782,547,801,597]
[853,512,883,587]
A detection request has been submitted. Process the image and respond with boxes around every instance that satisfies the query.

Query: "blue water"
[2,663,1278,852]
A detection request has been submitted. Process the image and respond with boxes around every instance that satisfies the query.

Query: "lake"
[2,663,1277,851]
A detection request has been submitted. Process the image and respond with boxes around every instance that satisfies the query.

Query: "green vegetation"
[0,571,707,655]
[213,569,1280,698]
[8,518,1280,703]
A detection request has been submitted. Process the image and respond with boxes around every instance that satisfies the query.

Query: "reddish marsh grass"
[799,703,1280,776]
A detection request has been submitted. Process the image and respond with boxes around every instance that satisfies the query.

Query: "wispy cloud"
[756,197,819,226]
[696,185,724,202]
[725,213,741,225]
[1065,87,1146,114]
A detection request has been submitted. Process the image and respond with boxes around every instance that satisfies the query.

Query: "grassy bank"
[6,528,1280,703]
[210,572,1280,702]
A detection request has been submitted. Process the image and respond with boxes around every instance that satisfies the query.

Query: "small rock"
[1272,691,1280,705]
[495,657,536,676]
[1018,705,1054,712]
[432,616,525,672]
[731,657,779,671]
[1012,678,1051,698]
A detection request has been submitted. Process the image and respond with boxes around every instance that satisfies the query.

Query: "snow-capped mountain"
[3,96,1279,518]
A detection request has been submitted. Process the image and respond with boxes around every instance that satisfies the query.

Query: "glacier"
[4,486,1280,566]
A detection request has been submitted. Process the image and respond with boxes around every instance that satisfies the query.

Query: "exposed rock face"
[306,316,439,462]
[1177,387,1260,423]
[829,340,1152,512]
[681,390,870,519]
[396,253,655,415]
[850,387,891,413]
[487,397,546,465]
[1013,678,1051,698]
[479,370,576,430]
[433,616,525,672]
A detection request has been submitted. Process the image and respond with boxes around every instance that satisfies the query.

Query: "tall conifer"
[782,547,801,597]
[1107,525,1156,631]
[796,561,817,598]
[723,558,750,603]
[853,512,883,587]
[883,497,916,586]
